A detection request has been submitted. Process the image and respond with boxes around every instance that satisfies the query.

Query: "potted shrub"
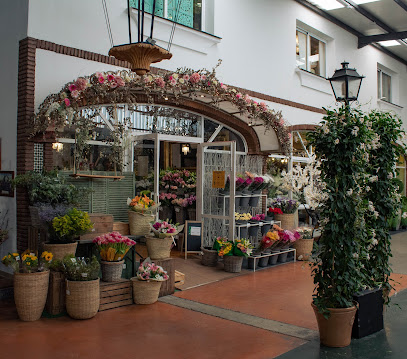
[61,255,100,319]
[2,250,53,321]
[127,195,159,236]
[270,197,299,230]
[93,232,136,282]
[45,208,93,260]
[130,258,169,304]
[147,220,184,260]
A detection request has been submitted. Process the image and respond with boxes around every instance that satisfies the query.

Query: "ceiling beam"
[394,0,407,13]
[359,31,407,48]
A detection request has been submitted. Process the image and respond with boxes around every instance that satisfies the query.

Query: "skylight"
[308,0,344,11]
[378,40,401,47]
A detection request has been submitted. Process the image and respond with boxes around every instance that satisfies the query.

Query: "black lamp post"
[328,62,364,104]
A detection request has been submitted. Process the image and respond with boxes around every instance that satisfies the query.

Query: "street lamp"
[328,62,364,104]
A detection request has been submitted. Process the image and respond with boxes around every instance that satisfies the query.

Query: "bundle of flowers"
[296,227,314,239]
[159,192,177,206]
[2,250,53,273]
[250,214,265,222]
[235,212,252,222]
[213,237,233,257]
[160,169,197,192]
[93,232,136,261]
[278,229,301,246]
[136,259,169,282]
[51,208,93,243]
[248,176,264,191]
[258,231,280,252]
[234,239,253,257]
[151,220,184,238]
[172,198,189,208]
[127,195,159,214]
[268,207,283,215]
[270,197,299,214]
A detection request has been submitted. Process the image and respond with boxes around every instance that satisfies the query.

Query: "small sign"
[189,226,201,236]
[212,171,225,189]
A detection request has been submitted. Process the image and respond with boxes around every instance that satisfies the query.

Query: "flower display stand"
[99,279,133,312]
[246,248,296,272]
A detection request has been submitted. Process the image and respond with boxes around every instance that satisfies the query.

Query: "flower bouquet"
[127,195,159,213]
[127,195,159,236]
[2,250,53,273]
[131,258,169,304]
[214,238,253,273]
[257,231,281,253]
[151,220,184,238]
[147,220,184,260]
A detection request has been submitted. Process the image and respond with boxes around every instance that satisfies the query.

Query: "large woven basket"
[43,242,78,261]
[128,211,153,236]
[131,278,162,304]
[292,238,314,260]
[101,260,124,282]
[146,236,173,260]
[274,213,296,230]
[66,279,100,320]
[223,256,243,273]
[14,270,50,321]
[201,247,218,267]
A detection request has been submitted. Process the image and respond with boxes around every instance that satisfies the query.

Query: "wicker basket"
[65,279,100,320]
[101,260,124,282]
[131,278,162,304]
[43,242,78,261]
[128,211,154,236]
[292,238,314,260]
[146,236,173,260]
[14,270,50,321]
[201,247,218,267]
[223,256,243,273]
[274,213,296,230]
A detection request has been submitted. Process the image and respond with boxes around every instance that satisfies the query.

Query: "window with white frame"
[377,68,392,103]
[296,28,326,77]
[131,0,203,31]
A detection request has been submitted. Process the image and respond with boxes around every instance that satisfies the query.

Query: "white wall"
[0,0,28,270]
[26,0,406,127]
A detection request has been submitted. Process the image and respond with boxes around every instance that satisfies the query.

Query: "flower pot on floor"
[66,278,100,320]
[43,242,78,261]
[146,236,173,260]
[223,255,243,273]
[312,302,357,347]
[258,254,269,267]
[269,251,280,265]
[131,278,162,304]
[201,247,218,267]
[100,260,124,282]
[128,211,153,236]
[14,270,50,321]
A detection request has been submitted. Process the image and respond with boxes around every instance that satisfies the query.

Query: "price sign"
[212,171,225,189]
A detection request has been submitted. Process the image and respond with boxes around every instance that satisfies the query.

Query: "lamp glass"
[181,144,190,155]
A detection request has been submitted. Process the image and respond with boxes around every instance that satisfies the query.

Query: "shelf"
[69,174,125,181]
[248,248,296,272]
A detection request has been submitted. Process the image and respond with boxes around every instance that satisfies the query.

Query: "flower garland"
[33,66,291,155]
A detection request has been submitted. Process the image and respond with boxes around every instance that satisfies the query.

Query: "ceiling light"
[378,40,401,47]
[181,144,190,155]
[52,142,64,152]
[352,0,381,4]
[309,0,344,10]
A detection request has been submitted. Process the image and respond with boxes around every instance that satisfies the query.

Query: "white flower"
[402,212,407,219]
[388,173,394,179]
[368,202,375,212]
[353,253,359,259]
[369,176,378,183]
[372,238,378,246]
[373,211,379,219]
[351,126,359,136]
[346,189,353,196]
[366,254,370,260]
[322,124,330,134]
[366,186,371,192]
[334,138,339,144]
[371,229,376,238]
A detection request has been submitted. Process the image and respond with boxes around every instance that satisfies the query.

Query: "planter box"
[352,287,384,339]
[99,279,132,312]
[46,271,66,315]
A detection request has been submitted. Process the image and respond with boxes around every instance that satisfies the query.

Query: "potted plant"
[61,255,100,319]
[147,220,184,260]
[270,197,299,230]
[93,232,136,282]
[127,195,159,236]
[276,229,301,263]
[130,258,169,304]
[45,208,93,260]
[2,250,53,321]
[292,227,314,261]
[267,207,283,221]
[214,237,253,273]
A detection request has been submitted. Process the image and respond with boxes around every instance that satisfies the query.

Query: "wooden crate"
[153,258,175,297]
[113,222,130,235]
[174,270,185,289]
[99,279,133,311]
[80,213,114,241]
[46,271,66,315]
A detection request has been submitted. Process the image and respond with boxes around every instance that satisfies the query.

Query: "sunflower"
[45,253,53,261]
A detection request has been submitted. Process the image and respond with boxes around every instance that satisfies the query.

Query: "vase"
[159,206,173,221]
[146,236,173,260]
[292,238,314,260]
[128,211,154,236]
[274,212,296,230]
[312,302,357,347]
[269,251,280,265]
[223,255,243,273]
[258,254,269,267]
[239,190,251,208]
[278,250,289,263]
[201,247,218,267]
[43,242,78,261]
[261,222,272,235]
[174,206,186,225]
[14,270,50,321]
[131,278,162,304]
[248,190,262,207]
[66,279,100,320]
[187,208,196,220]
[248,223,260,238]
[100,260,124,282]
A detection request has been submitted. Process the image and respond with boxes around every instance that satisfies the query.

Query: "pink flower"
[244,94,251,104]
[189,72,201,84]
[170,78,177,86]
[155,77,165,88]
[207,81,211,86]
[236,93,242,99]
[183,74,190,81]
[201,75,207,81]
[220,83,228,90]
[280,119,285,125]
[64,98,71,107]
[107,74,115,82]
[95,72,102,78]
[75,78,88,91]
[168,75,173,81]
[71,90,80,98]
[260,102,267,110]
[110,81,118,89]
[115,76,125,87]
[68,84,77,92]
[98,76,105,84]
[288,133,292,138]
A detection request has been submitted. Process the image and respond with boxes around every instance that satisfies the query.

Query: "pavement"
[0,232,406,359]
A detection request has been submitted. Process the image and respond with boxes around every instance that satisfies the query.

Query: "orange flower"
[273,224,283,232]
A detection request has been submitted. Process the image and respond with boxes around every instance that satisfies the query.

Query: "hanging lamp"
[108,0,173,76]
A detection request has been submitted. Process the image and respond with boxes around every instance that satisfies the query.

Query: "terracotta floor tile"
[390,273,407,295]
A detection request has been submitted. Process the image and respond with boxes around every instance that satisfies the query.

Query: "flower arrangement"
[235,212,252,222]
[136,259,169,282]
[268,207,283,215]
[250,214,265,222]
[270,197,299,214]
[2,250,53,273]
[258,231,280,252]
[234,239,253,257]
[213,237,253,257]
[151,220,184,238]
[61,255,100,281]
[93,232,136,261]
[296,227,314,239]
[160,169,197,193]
[171,195,196,208]
[51,208,93,243]
[159,192,177,206]
[127,195,159,214]
[213,237,233,257]
[278,229,301,246]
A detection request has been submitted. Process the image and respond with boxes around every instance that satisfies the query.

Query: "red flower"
[268,207,283,214]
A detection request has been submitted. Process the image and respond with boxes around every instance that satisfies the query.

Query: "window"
[296,29,326,77]
[131,0,203,31]
[377,69,392,102]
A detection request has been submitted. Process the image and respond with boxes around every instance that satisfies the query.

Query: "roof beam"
[394,0,407,13]
[359,31,407,48]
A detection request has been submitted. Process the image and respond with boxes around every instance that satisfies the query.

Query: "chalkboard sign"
[183,220,202,260]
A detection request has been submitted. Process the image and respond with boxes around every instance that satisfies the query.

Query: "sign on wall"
[212,170,225,189]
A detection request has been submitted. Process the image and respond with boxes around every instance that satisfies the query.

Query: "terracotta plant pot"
[312,302,357,347]
[43,242,78,261]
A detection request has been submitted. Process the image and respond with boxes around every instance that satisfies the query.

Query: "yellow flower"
[12,253,19,257]
[31,256,37,261]
[26,262,31,266]
[22,254,27,261]
[2,256,6,261]
[45,253,53,261]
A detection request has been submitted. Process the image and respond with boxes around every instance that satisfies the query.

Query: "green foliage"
[61,255,100,281]
[51,208,93,243]
[12,170,88,206]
